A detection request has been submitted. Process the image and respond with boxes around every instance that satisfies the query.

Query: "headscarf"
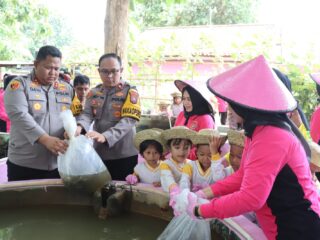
[273,68,310,130]
[229,102,311,161]
[182,86,214,125]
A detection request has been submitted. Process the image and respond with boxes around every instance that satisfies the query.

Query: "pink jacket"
[174,112,215,131]
[200,125,320,240]
[174,112,215,160]
[310,106,320,144]
[0,89,10,132]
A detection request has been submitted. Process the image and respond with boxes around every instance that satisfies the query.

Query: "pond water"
[0,205,168,240]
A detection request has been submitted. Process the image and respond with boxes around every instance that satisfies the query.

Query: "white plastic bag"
[158,213,211,240]
[158,189,211,240]
[58,110,111,192]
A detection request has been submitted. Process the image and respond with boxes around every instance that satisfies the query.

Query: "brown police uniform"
[77,80,141,180]
[4,70,74,176]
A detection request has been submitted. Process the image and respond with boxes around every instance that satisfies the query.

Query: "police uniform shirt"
[77,81,141,160]
[4,71,74,170]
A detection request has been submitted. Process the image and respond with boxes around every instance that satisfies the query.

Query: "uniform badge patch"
[113,111,121,118]
[129,90,139,104]
[115,91,124,97]
[61,105,67,111]
[10,80,20,90]
[58,83,66,91]
[86,91,93,99]
[190,121,198,130]
[33,103,42,110]
[30,82,39,88]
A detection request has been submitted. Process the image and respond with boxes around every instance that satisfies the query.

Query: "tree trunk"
[104,0,129,72]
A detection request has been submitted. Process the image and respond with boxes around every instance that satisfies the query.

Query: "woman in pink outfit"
[310,73,320,144]
[184,56,320,240]
[0,75,14,132]
[174,80,215,159]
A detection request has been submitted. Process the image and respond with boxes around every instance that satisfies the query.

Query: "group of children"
[125,125,246,195]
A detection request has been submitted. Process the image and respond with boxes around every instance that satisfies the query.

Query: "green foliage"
[131,0,260,28]
[285,64,318,120]
[0,0,73,60]
[127,25,319,119]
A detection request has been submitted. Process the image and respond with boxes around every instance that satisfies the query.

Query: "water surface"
[0,205,168,240]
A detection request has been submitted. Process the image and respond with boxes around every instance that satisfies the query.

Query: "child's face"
[170,139,191,163]
[229,144,244,171]
[228,105,244,129]
[196,145,211,170]
[142,145,161,165]
[174,96,181,104]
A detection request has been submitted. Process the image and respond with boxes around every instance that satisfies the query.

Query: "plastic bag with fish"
[58,110,111,192]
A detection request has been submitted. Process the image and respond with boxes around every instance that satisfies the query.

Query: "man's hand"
[86,131,107,143]
[38,134,68,155]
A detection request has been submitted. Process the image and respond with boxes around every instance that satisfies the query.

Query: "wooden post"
[104,0,129,76]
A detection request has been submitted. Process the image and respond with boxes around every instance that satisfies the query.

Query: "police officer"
[4,45,74,181]
[76,53,141,180]
[70,74,90,117]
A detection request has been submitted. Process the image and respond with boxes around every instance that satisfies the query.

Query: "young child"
[160,126,195,194]
[170,91,183,118]
[125,129,165,187]
[180,129,227,192]
[224,129,245,174]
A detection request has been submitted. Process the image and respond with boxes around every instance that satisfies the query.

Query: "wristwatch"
[194,206,203,219]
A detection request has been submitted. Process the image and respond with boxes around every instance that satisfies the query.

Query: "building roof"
[135,24,283,62]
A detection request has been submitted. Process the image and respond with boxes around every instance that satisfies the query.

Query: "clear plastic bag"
[158,213,211,240]
[158,189,211,240]
[58,110,111,192]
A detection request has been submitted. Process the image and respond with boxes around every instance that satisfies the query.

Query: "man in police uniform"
[77,53,141,180]
[70,74,90,117]
[4,45,74,181]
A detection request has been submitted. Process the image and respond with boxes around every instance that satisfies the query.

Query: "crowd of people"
[2,45,320,239]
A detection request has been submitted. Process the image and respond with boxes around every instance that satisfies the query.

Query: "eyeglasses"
[99,68,120,76]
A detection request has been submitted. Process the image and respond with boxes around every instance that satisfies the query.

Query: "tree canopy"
[0,0,73,61]
[132,0,260,29]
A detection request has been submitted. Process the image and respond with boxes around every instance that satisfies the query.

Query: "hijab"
[182,86,214,125]
[229,102,311,161]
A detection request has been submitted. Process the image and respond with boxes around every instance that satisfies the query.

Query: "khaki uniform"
[77,81,141,160]
[4,71,74,170]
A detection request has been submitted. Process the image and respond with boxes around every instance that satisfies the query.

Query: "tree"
[132,0,260,28]
[104,0,130,69]
[0,0,73,61]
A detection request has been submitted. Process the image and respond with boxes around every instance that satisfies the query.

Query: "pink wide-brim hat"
[310,73,320,86]
[174,79,215,113]
[207,55,297,113]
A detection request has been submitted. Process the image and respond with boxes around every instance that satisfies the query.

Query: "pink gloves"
[187,192,198,219]
[125,174,138,185]
[195,189,207,199]
[192,183,209,192]
[169,185,181,211]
